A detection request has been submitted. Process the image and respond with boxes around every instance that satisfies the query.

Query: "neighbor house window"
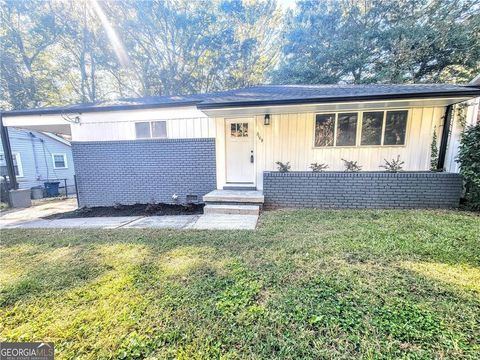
[52,153,68,169]
[315,114,335,146]
[0,152,24,177]
[135,121,167,139]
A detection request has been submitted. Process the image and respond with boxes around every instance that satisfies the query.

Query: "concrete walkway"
[0,214,258,230]
[1,197,259,230]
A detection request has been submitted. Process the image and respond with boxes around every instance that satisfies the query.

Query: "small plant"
[380,155,404,172]
[342,159,362,172]
[310,162,328,172]
[430,128,439,171]
[275,161,291,172]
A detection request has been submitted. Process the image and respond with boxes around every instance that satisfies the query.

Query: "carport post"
[0,113,18,192]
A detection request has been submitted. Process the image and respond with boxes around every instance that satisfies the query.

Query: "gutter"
[437,105,453,170]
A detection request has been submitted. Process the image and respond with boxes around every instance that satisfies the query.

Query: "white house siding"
[70,106,216,141]
[444,97,479,173]
[0,128,75,192]
[214,106,447,190]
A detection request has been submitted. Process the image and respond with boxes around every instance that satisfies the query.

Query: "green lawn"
[1,209,479,359]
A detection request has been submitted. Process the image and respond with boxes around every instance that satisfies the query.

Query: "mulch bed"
[44,203,204,219]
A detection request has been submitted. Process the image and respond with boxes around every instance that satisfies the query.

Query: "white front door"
[225,118,255,184]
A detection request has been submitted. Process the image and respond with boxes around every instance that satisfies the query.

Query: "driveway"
[0,198,78,227]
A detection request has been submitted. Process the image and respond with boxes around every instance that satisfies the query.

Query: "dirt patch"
[44,203,204,219]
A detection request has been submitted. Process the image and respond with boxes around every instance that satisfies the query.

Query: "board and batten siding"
[71,106,215,141]
[240,106,445,189]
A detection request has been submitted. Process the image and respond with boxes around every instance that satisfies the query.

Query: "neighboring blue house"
[0,128,75,197]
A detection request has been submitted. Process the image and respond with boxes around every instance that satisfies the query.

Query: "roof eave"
[2,100,201,117]
[197,90,480,109]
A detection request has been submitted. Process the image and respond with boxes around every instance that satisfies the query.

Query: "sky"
[277,0,297,10]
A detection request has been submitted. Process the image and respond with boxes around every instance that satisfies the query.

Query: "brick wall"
[72,139,216,207]
[263,171,463,209]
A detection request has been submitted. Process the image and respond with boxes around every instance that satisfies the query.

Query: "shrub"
[457,123,480,210]
[342,159,362,172]
[380,155,404,172]
[310,162,328,172]
[275,161,291,172]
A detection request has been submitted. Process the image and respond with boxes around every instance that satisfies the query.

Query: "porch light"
[264,114,271,125]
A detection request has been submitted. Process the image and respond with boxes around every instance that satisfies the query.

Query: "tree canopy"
[0,0,479,111]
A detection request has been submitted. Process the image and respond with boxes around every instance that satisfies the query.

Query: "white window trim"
[52,153,68,169]
[313,109,409,148]
[0,152,24,178]
[134,120,168,139]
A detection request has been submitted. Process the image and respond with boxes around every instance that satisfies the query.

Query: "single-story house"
[2,84,480,210]
[0,128,75,199]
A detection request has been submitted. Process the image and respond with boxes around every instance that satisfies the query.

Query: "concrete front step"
[203,190,264,204]
[204,204,260,215]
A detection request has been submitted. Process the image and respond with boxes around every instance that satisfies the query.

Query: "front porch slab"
[203,190,264,203]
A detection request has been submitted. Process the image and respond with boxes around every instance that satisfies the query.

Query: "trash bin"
[9,189,32,208]
[31,186,44,199]
[44,181,60,197]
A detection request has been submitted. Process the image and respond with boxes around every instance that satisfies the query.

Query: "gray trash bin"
[9,189,32,208]
[31,186,44,199]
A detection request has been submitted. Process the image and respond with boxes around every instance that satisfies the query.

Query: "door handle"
[250,151,254,163]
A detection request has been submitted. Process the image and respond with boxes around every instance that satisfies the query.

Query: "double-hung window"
[135,121,167,139]
[52,153,68,169]
[0,152,24,177]
[314,110,408,147]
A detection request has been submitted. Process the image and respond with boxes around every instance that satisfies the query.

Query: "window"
[52,153,68,169]
[361,112,384,145]
[384,111,408,145]
[135,122,151,138]
[231,123,249,137]
[152,121,167,138]
[315,114,335,146]
[336,113,358,146]
[135,121,167,139]
[0,152,24,177]
[314,110,408,147]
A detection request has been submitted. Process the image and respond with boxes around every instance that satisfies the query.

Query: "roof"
[469,74,480,86]
[3,84,480,116]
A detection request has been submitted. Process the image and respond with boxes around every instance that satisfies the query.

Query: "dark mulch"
[44,203,204,219]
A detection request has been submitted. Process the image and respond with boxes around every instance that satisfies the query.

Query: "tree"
[0,0,60,109]
[274,0,480,84]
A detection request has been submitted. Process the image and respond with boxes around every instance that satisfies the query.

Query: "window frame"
[134,120,168,139]
[52,153,68,169]
[313,109,409,148]
[0,152,24,178]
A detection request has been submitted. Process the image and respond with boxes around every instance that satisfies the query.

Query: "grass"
[1,209,479,359]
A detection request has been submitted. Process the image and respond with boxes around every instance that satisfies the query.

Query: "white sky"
[277,0,297,10]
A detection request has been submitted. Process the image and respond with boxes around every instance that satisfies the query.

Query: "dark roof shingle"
[4,84,480,116]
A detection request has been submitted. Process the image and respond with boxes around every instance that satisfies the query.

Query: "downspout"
[0,113,18,190]
[29,132,41,180]
[437,104,453,171]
